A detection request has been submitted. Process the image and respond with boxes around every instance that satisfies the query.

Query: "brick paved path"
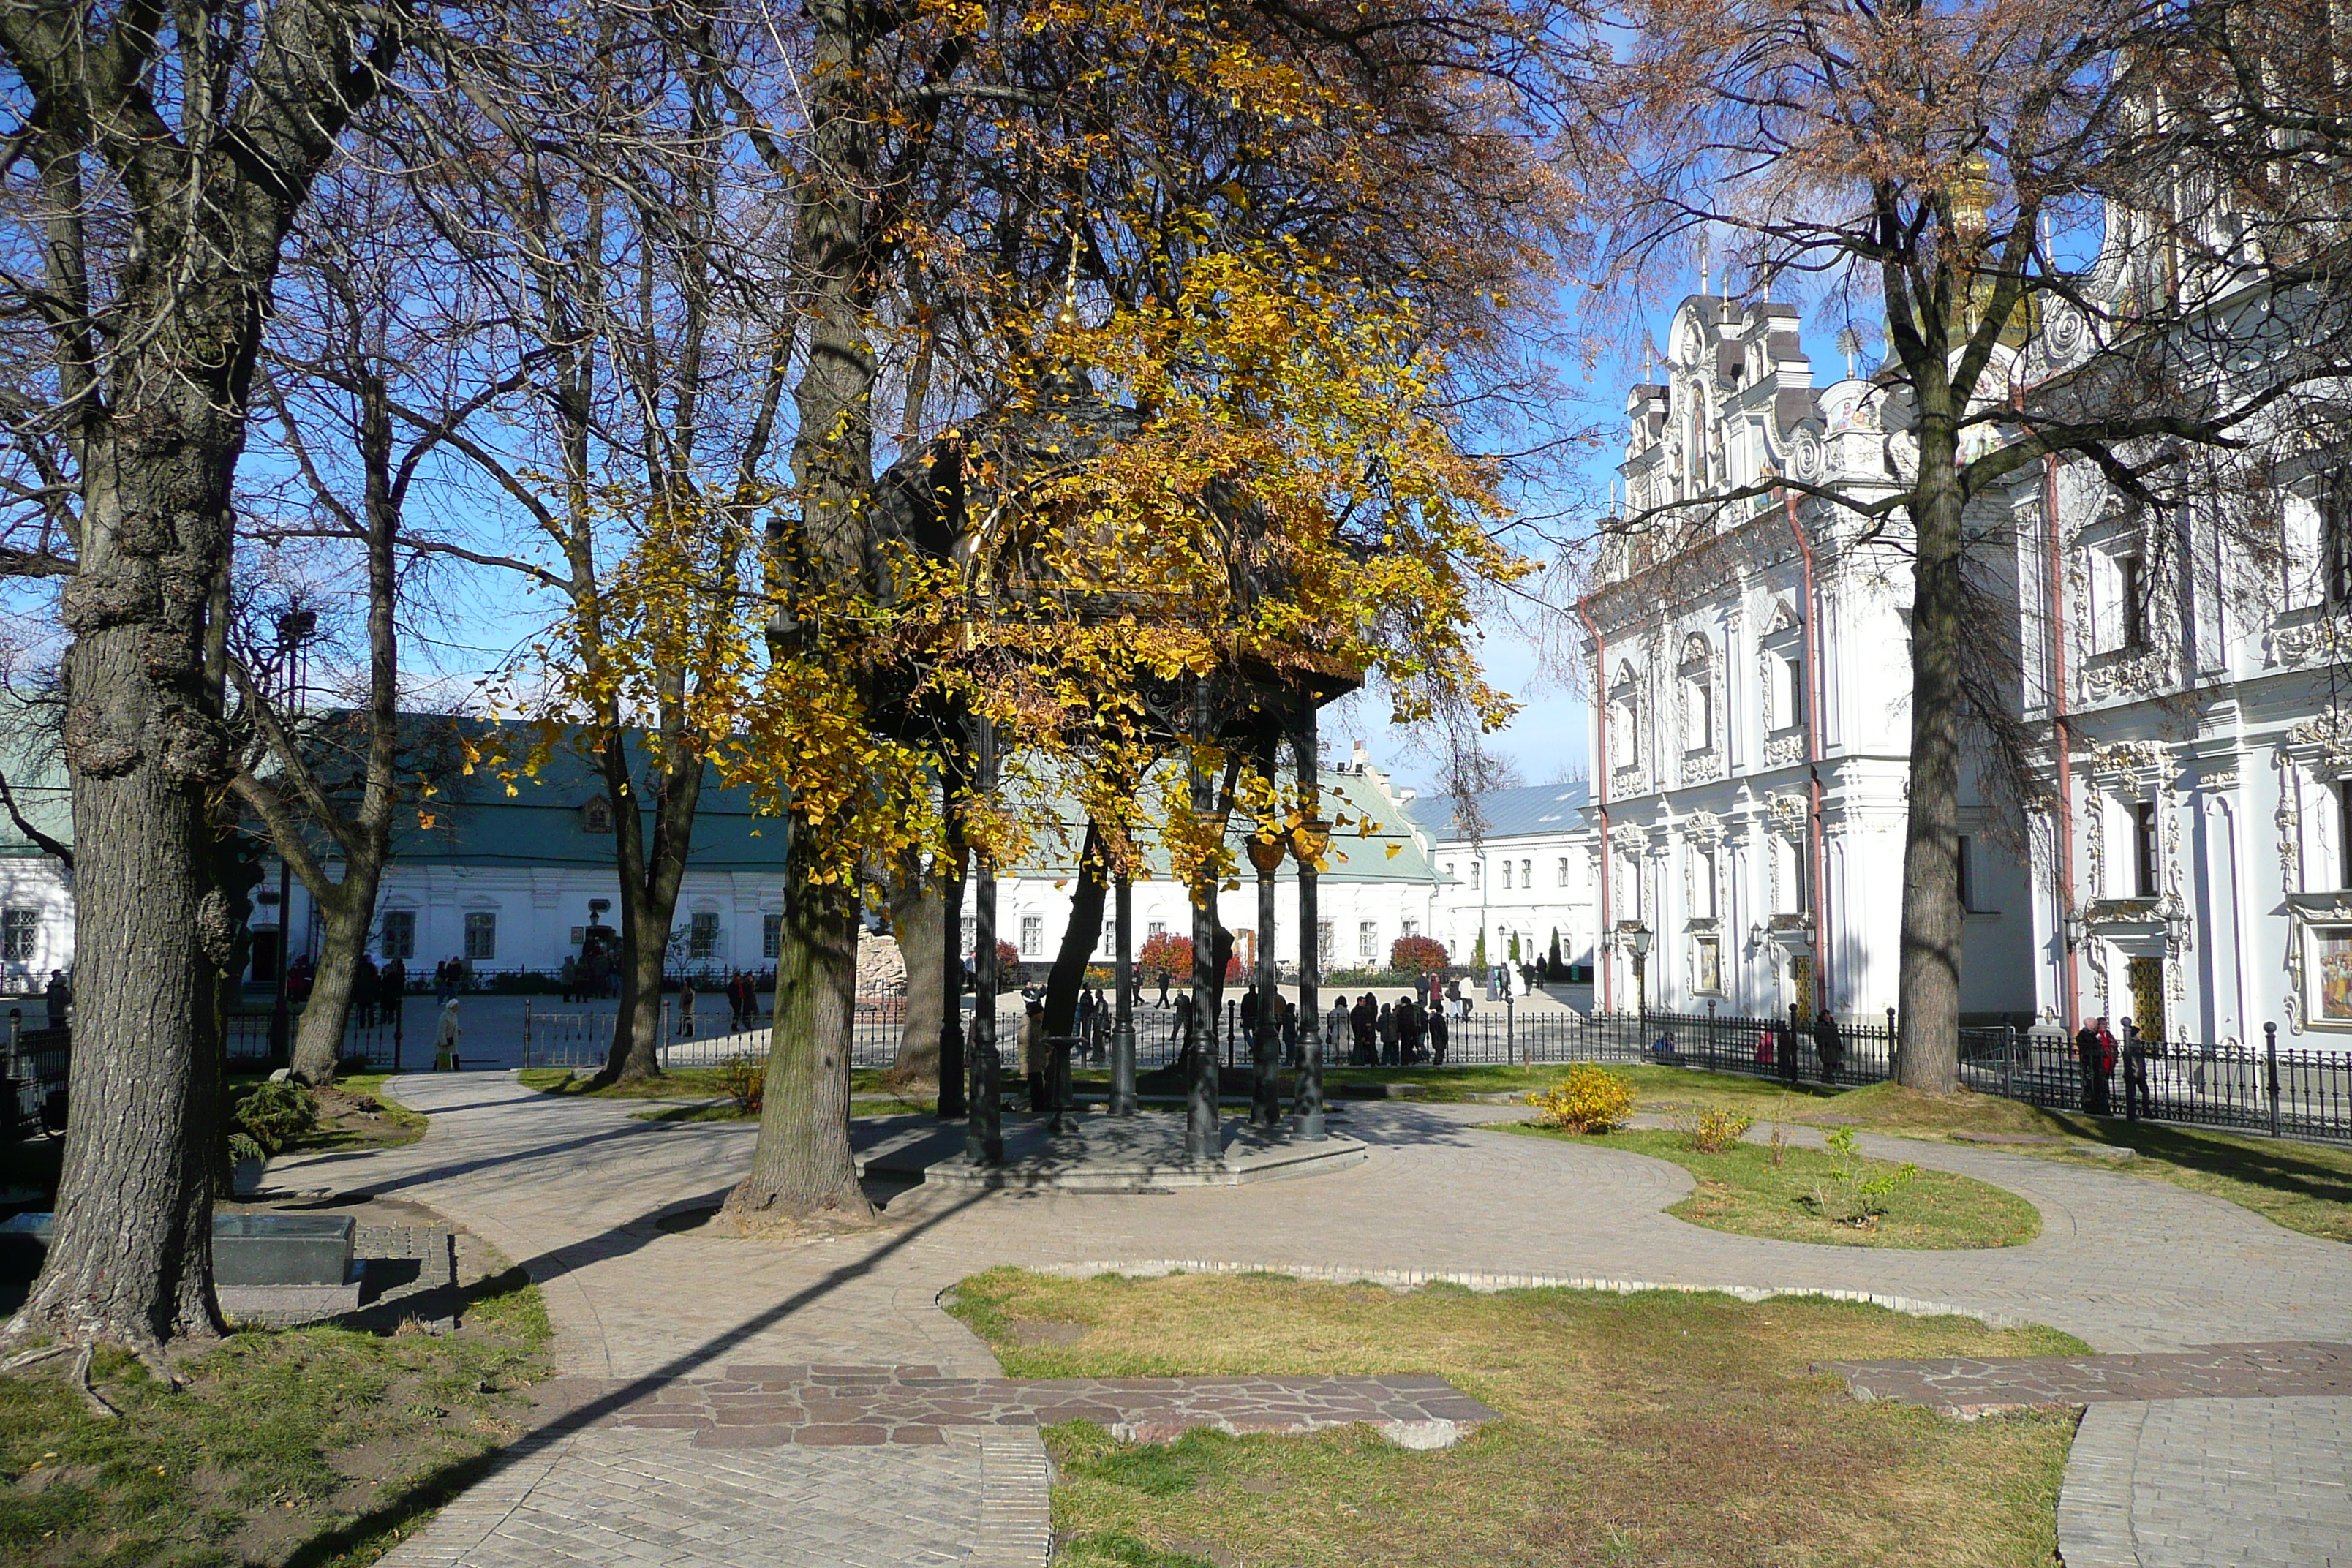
[535,1362,1496,1449]
[269,1076,2352,1567]
[1828,1340,2352,1417]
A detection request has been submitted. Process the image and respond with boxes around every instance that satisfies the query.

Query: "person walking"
[2122,1018,2151,1121]
[43,969,69,1031]
[1156,969,1172,1007]
[1281,999,1300,1067]
[1239,986,1261,1059]
[1813,1009,1845,1084]
[1172,992,1195,1066]
[432,996,461,1071]
[1428,1002,1450,1066]
[1020,998,1051,1113]
[560,954,578,1004]
[679,977,697,1039]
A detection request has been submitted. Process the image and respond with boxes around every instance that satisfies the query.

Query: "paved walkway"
[271,1075,2352,1567]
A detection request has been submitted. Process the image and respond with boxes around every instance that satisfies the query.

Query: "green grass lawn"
[946,1267,2085,1568]
[1499,1123,2043,1249]
[1809,1082,2352,1244]
[0,1262,551,1567]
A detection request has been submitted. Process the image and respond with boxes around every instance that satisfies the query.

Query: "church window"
[2131,802,2158,898]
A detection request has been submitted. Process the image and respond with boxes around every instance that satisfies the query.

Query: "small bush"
[1388,935,1451,976]
[1526,1065,1635,1133]
[1678,1107,1754,1153]
[233,1080,317,1156]
[714,1055,765,1115]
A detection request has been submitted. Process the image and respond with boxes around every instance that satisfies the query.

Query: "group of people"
[559,949,618,1000]
[676,972,766,1038]
[349,952,408,1028]
[2073,1015,2152,1119]
[1725,1009,1847,1083]
[1335,991,1450,1066]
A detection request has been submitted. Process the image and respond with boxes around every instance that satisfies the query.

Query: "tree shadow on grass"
[2070,1117,2352,1209]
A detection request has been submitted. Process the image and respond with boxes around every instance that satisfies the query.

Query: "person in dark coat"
[1239,987,1261,1056]
[1398,998,1425,1063]
[1813,1009,1845,1083]
[355,952,380,1028]
[1350,994,1377,1065]
[1428,1003,1450,1066]
[2121,1018,2150,1120]
[1377,1002,1400,1066]
[43,970,69,1030]
[378,957,407,1031]
[1172,992,1195,1063]
[1775,1022,1800,1085]
[1281,1000,1300,1067]
[2076,1017,2115,1114]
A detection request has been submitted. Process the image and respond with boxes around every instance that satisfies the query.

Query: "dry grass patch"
[946,1268,2084,1568]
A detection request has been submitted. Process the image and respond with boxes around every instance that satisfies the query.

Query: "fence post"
[2003,1024,2015,1101]
[1506,995,1515,1067]
[393,1000,404,1074]
[521,998,532,1071]
[2266,1022,2280,1139]
[1885,1006,1898,1080]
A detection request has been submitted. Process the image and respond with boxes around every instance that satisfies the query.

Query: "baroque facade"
[2019,426,2352,1047]
[1580,295,2036,1025]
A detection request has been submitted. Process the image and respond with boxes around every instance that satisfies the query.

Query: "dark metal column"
[1291,695,1327,1140]
[936,791,968,1120]
[965,717,1003,1165]
[1111,872,1137,1115]
[1186,712,1221,1163]
[1249,724,1281,1129]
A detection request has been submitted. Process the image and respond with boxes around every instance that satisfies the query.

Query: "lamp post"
[266,608,315,1065]
[1626,921,1654,1020]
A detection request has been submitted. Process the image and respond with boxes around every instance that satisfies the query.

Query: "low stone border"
[1043,1259,2037,1327]
[1825,1341,2352,1419]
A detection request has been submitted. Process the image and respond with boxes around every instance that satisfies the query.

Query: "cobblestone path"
[1828,1339,2352,1417]
[267,1074,2352,1567]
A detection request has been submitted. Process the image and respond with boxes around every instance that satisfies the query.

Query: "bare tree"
[1562,0,2352,1089]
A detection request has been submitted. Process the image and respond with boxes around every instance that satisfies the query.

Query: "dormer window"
[582,796,614,833]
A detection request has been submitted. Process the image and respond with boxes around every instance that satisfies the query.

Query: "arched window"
[1608,662,1641,769]
[1679,635,1714,752]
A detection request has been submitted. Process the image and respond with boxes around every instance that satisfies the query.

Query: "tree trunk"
[1896,411,1967,1093]
[13,437,238,1354]
[599,735,705,1084]
[891,853,950,1082]
[289,888,379,1084]
[1043,823,1107,1042]
[725,838,874,1226]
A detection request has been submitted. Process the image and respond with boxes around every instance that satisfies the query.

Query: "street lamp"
[1624,921,1654,1019]
[266,608,316,1065]
[2062,909,2087,952]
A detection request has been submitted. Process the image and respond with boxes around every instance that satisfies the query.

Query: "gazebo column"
[965,716,1003,1166]
[1249,723,1281,1129]
[1185,705,1222,1163]
[1111,872,1138,1115]
[1292,693,1327,1141]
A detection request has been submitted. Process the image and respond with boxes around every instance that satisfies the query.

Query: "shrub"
[1684,1107,1754,1153]
[1525,1065,1635,1133]
[233,1080,317,1156]
[1389,935,1451,975]
[714,1055,765,1115]
[1137,933,1193,982]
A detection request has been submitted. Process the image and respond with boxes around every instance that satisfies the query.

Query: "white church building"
[1580,293,2037,1026]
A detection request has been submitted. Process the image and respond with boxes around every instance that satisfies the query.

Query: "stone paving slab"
[532,1362,1495,1449]
[2059,1397,2352,1568]
[1826,1340,2352,1418]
